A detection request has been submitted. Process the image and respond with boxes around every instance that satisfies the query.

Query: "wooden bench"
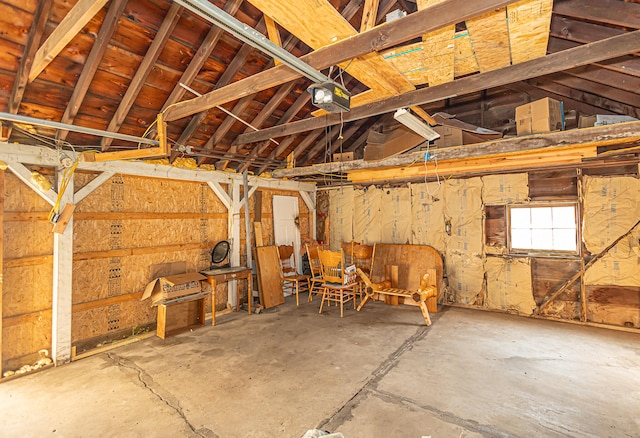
[356,268,437,326]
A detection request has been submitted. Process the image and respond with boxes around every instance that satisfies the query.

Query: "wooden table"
[200,266,252,325]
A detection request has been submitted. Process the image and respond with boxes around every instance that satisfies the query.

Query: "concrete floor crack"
[318,325,431,431]
[106,352,216,438]
[373,388,515,438]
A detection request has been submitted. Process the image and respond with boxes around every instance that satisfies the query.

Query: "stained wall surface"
[328,169,640,328]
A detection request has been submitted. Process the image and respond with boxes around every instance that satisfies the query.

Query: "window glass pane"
[553,229,577,251]
[510,208,531,228]
[552,206,576,228]
[531,228,553,250]
[511,228,531,249]
[531,207,553,228]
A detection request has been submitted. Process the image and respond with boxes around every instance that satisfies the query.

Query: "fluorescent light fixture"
[393,108,440,141]
[308,81,351,113]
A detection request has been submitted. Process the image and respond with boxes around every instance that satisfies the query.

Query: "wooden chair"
[277,244,310,306]
[305,243,325,302]
[317,249,358,317]
[352,242,373,301]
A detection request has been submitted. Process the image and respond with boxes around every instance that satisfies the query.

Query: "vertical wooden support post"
[229,180,241,308]
[577,169,587,322]
[52,171,74,365]
[300,190,317,241]
[243,171,253,306]
[0,169,4,376]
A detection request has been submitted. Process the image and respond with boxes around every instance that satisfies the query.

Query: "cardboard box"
[515,98,564,136]
[142,272,206,305]
[431,113,502,148]
[333,152,355,162]
[433,125,464,148]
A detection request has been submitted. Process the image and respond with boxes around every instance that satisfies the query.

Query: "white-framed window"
[509,204,579,254]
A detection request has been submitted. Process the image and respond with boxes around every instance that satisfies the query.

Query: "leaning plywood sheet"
[584,227,640,287]
[410,182,445,251]
[485,256,536,315]
[582,176,640,254]
[329,187,354,250]
[482,174,529,204]
[507,0,553,64]
[444,178,484,256]
[445,251,485,305]
[255,246,284,309]
[466,8,511,71]
[353,186,383,245]
[380,187,412,244]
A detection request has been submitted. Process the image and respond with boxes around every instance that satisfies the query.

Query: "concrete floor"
[1,298,639,438]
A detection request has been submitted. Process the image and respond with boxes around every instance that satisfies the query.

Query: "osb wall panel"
[72,300,156,344]
[72,175,228,344]
[75,175,226,213]
[3,319,51,369]
[3,264,53,316]
[4,172,52,212]
[72,250,205,305]
[3,173,53,368]
[4,221,52,258]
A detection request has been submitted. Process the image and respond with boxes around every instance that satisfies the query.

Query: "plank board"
[466,8,511,71]
[417,0,455,86]
[246,0,414,107]
[507,0,553,64]
[255,246,284,308]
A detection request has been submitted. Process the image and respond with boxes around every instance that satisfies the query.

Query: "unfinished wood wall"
[72,173,228,349]
[327,165,640,330]
[3,172,54,371]
[2,170,312,369]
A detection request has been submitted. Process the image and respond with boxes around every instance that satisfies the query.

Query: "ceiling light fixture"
[393,108,440,141]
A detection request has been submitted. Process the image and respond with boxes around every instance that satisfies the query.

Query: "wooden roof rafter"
[6,0,52,139]
[57,0,128,142]
[100,2,183,150]
[234,30,640,144]
[163,0,518,122]
[28,0,109,82]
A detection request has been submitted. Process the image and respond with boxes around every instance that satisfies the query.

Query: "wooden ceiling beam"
[528,77,640,117]
[506,81,615,116]
[57,0,128,142]
[29,0,109,82]
[546,74,640,110]
[163,0,519,122]
[272,120,640,178]
[566,65,640,96]
[360,0,379,32]
[553,0,640,29]
[239,91,312,172]
[300,121,366,166]
[548,37,640,78]
[235,30,640,144]
[161,0,244,112]
[195,95,256,165]
[7,0,52,135]
[101,3,183,150]
[215,81,298,169]
[172,41,256,157]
